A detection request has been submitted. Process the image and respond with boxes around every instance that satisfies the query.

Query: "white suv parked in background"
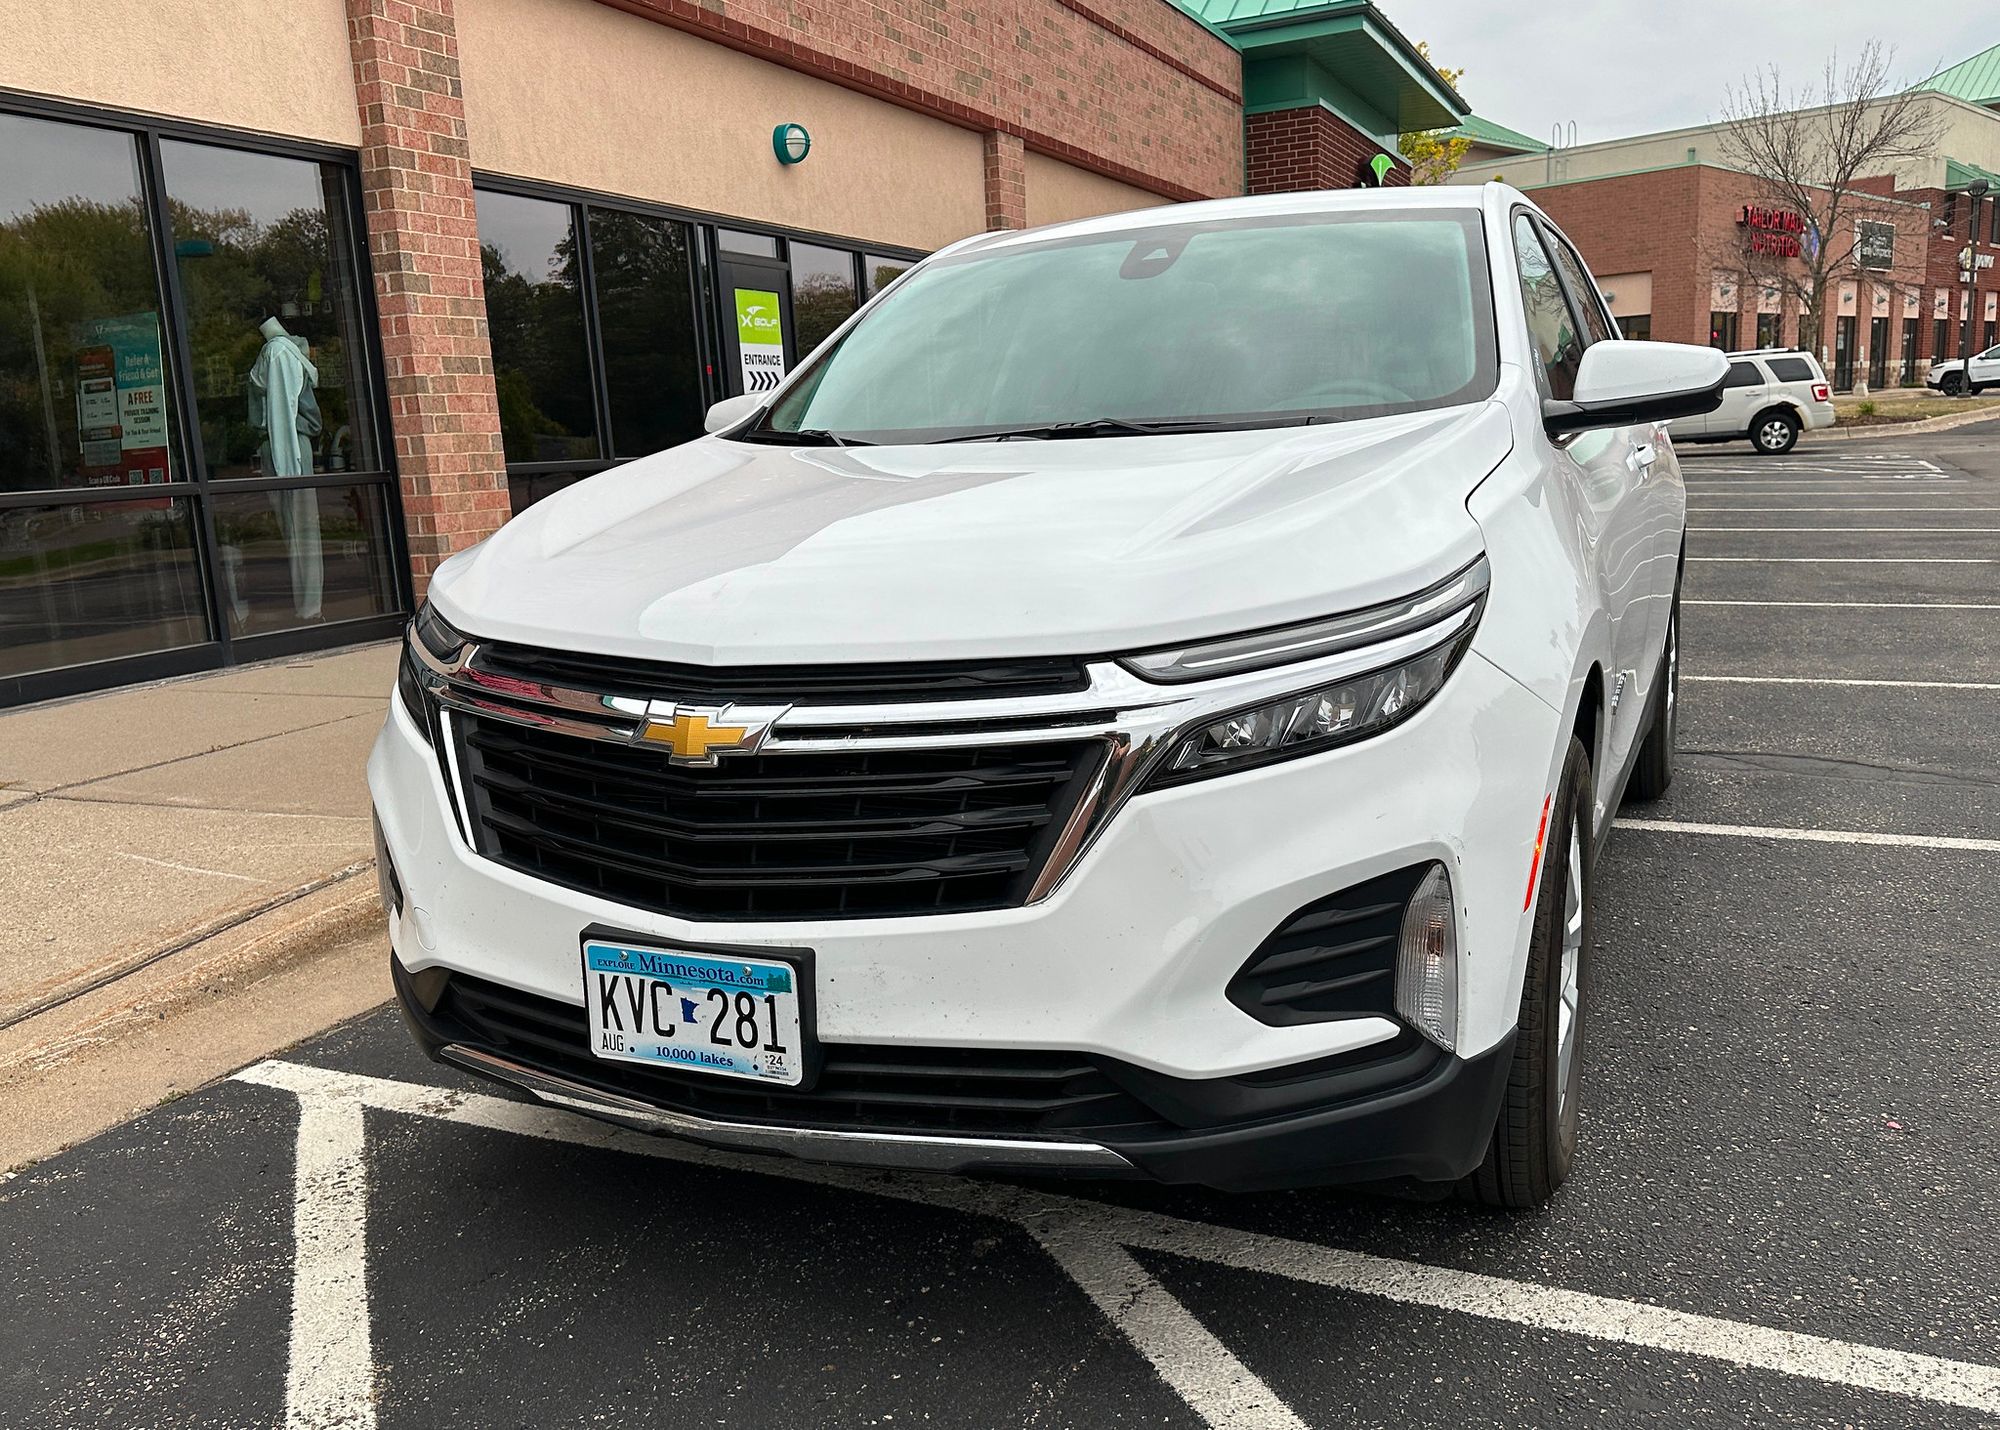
[1926,343,2000,396]
[1664,348,1834,454]
[376,186,1725,1208]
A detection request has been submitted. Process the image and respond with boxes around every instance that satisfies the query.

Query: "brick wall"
[597,0,1242,202]
[983,131,1029,230]
[1907,186,2000,363]
[345,0,510,593]
[1246,107,1409,194]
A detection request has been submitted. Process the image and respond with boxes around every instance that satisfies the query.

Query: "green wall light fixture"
[773,123,812,165]
[1368,152,1395,186]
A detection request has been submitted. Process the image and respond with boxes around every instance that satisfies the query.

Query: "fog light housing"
[1394,863,1457,1051]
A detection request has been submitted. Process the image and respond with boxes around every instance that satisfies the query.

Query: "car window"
[763,211,1499,440]
[1511,214,1583,400]
[1546,234,1615,347]
[1723,361,1763,388]
[1764,356,1814,382]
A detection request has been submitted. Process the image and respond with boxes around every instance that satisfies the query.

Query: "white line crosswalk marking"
[235,1060,2000,1426]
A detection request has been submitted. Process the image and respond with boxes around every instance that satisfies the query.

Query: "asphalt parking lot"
[5,429,1998,1430]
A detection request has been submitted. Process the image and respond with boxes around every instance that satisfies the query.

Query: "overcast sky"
[1405,7,1996,145]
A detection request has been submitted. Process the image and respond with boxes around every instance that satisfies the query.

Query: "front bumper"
[394,954,1516,1191]
[371,646,1563,1188]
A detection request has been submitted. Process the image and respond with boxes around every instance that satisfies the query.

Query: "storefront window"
[1617,314,1651,341]
[718,229,779,258]
[0,498,207,678]
[1709,311,1739,350]
[791,242,858,356]
[0,113,184,494]
[161,141,380,481]
[478,190,598,464]
[208,483,399,636]
[590,209,703,459]
[1755,313,1779,348]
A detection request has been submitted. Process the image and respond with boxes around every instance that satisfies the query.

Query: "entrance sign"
[734,288,786,393]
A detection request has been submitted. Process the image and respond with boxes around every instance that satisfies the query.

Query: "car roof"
[946,185,1504,259]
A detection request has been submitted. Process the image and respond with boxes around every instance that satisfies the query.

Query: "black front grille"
[438,974,1163,1138]
[456,715,1103,921]
[473,644,1089,705]
[1227,864,1431,1026]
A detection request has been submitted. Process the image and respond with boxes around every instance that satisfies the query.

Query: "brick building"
[0,0,1463,705]
[1451,42,2000,391]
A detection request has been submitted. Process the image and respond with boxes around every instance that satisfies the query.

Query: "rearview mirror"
[704,393,764,435]
[1543,341,1727,435]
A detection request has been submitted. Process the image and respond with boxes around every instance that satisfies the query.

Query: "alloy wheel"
[1555,819,1583,1122]
[1758,419,1792,451]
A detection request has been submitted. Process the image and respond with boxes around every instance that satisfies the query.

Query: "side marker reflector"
[1524,794,1553,911]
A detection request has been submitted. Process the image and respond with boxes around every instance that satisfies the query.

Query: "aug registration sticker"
[581,939,805,1086]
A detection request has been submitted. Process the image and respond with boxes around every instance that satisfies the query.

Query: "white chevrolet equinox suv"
[376,185,1725,1208]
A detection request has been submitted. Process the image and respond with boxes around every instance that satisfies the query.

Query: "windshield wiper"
[931,416,1314,444]
[734,426,872,447]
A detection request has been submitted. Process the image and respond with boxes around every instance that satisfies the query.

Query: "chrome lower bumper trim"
[438,1044,1139,1174]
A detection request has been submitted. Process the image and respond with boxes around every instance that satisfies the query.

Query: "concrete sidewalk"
[0,642,398,1165]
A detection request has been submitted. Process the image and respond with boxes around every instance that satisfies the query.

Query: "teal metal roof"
[1946,157,2000,191]
[1918,42,2000,108]
[1180,0,1466,134]
[1447,114,1548,155]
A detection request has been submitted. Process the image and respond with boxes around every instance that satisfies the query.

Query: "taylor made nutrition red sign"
[1738,205,1805,258]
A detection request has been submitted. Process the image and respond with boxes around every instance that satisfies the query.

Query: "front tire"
[1751,410,1799,454]
[1943,372,1966,397]
[1626,582,1679,801]
[1459,736,1591,1209]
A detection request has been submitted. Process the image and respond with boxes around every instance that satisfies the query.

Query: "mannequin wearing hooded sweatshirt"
[246,315,325,622]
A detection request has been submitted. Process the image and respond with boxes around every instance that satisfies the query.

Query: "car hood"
[431,403,1512,666]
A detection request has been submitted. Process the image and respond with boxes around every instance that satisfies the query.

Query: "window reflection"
[864,254,910,296]
[0,113,184,494]
[791,243,857,357]
[210,483,398,635]
[477,190,598,464]
[591,209,702,458]
[160,140,378,480]
[0,498,208,677]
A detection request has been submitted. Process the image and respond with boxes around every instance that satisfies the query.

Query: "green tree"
[1398,43,1472,187]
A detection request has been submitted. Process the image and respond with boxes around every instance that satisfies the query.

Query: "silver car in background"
[1664,348,1834,454]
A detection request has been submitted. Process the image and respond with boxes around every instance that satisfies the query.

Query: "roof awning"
[1945,157,2000,192]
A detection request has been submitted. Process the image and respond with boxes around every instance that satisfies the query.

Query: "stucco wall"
[457,0,988,251]
[1024,153,1170,229]
[0,0,358,145]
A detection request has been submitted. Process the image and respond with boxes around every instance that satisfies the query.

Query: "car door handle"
[1628,442,1658,474]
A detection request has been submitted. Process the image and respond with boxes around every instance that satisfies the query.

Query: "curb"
[0,877,385,1078]
[1814,406,2000,440]
[0,861,375,1034]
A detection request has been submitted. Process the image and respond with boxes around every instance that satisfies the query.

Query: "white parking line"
[285,1095,377,1430]
[1690,526,2000,532]
[1685,600,2000,609]
[1685,675,2000,690]
[1613,819,2000,854]
[1688,557,1998,563]
[235,1060,2000,1424]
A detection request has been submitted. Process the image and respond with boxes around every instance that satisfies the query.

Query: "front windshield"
[759,209,1497,443]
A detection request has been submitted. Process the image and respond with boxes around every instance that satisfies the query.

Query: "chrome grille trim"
[407,577,1485,907]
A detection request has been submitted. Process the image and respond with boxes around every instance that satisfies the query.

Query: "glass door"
[1867,317,1888,389]
[1834,316,1857,390]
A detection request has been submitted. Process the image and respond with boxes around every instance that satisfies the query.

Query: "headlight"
[1142,628,1474,789]
[396,601,468,744]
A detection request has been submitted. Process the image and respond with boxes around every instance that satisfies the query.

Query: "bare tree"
[1714,44,1944,367]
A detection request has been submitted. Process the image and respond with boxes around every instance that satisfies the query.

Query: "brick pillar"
[983,131,1028,230]
[346,0,509,596]
[1245,108,1408,194]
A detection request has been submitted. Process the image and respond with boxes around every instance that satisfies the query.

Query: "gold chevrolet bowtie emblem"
[633,703,787,766]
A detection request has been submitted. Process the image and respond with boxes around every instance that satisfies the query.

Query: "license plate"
[581,937,806,1087]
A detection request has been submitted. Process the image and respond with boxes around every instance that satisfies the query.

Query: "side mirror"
[704,393,764,435]
[1543,341,1728,435]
